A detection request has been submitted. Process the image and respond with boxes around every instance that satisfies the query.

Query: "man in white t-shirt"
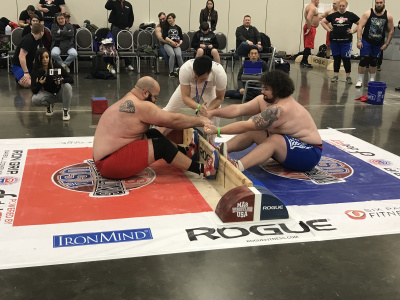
[163,56,227,142]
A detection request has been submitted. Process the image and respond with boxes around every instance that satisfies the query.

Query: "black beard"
[145,95,155,104]
[263,95,276,104]
[375,4,385,13]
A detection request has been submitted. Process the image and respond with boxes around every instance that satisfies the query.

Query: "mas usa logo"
[260,156,353,185]
[0,176,20,185]
[52,159,156,197]
[368,159,392,166]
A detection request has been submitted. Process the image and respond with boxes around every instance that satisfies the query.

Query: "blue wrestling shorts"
[281,135,322,171]
[360,39,382,58]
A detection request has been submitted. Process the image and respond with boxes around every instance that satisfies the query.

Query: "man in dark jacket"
[225,48,267,101]
[105,0,134,71]
[235,15,262,57]
[192,22,220,63]
[50,13,77,73]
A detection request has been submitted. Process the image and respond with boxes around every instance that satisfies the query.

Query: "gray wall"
[4,0,399,55]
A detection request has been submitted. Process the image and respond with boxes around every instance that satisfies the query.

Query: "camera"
[49,68,62,76]
[49,68,62,84]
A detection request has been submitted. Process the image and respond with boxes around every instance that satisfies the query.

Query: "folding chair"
[180,32,195,60]
[75,27,96,73]
[117,30,138,73]
[7,27,23,73]
[136,30,158,74]
[215,32,234,72]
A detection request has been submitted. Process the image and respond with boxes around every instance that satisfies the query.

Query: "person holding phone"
[31,48,74,121]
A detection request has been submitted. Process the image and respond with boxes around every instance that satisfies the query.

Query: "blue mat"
[229,142,400,206]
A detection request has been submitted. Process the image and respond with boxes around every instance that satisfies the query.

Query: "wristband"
[168,40,171,44]
[357,39,362,42]
[217,127,221,137]
[24,72,29,74]
[195,104,201,111]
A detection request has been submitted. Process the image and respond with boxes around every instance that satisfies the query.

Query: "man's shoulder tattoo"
[119,100,135,114]
[250,106,283,130]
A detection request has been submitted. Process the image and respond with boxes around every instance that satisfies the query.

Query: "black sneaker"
[46,104,54,116]
[300,62,313,69]
[63,109,70,121]
[395,87,400,91]
[169,72,177,77]
[377,65,382,71]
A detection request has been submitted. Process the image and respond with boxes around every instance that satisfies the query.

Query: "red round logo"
[260,156,353,184]
[52,160,156,197]
[345,210,367,220]
[0,176,20,185]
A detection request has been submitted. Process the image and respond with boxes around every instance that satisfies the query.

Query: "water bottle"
[5,25,11,36]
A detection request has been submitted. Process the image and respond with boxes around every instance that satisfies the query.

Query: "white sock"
[237,160,244,172]
[358,74,364,82]
[369,74,376,81]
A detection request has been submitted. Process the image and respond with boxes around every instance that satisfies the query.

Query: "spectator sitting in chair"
[235,15,262,57]
[19,5,44,27]
[50,12,77,73]
[192,22,220,64]
[155,12,183,68]
[225,48,267,101]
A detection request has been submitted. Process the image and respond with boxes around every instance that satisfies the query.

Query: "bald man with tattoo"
[93,76,219,180]
[203,70,322,172]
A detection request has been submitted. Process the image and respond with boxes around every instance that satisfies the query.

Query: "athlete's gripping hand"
[203,124,217,135]
[199,116,211,127]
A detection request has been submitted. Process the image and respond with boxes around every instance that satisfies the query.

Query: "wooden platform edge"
[183,128,253,191]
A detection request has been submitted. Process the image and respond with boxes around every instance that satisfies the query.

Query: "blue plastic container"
[367,81,387,105]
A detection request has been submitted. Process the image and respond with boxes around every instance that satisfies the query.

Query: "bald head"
[135,77,160,93]
[134,76,160,103]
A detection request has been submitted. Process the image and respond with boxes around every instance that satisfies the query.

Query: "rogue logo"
[345,210,366,220]
[186,219,336,241]
[52,159,155,197]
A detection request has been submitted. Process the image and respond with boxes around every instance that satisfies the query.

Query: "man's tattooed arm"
[119,100,135,113]
[250,106,283,130]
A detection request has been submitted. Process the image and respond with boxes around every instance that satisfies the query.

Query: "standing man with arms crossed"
[93,77,219,180]
[105,0,135,71]
[355,0,394,88]
[301,0,320,68]
[204,70,322,173]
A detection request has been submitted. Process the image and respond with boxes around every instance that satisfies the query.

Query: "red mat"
[14,148,212,226]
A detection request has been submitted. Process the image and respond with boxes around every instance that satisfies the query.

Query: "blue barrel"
[367,81,387,105]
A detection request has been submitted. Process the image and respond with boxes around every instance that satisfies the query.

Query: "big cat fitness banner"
[1,129,400,270]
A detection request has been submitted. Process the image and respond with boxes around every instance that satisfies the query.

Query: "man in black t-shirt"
[192,22,220,63]
[11,23,44,88]
[38,0,65,29]
[19,5,44,27]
